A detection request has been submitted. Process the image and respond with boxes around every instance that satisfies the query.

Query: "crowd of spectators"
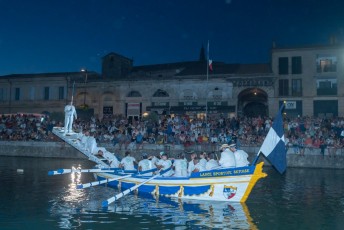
[0,114,59,141]
[1,113,344,156]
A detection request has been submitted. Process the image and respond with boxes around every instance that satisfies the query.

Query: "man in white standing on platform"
[64,101,77,135]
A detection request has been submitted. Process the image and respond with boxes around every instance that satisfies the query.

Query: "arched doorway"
[238,88,268,117]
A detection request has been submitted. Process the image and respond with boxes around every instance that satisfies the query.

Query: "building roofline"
[271,43,344,52]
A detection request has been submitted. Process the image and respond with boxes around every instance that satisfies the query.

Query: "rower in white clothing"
[229,144,249,167]
[156,153,173,176]
[138,153,155,176]
[173,153,188,177]
[120,151,137,170]
[206,152,219,170]
[218,144,236,168]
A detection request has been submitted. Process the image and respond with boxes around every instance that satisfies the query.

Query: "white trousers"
[64,115,74,134]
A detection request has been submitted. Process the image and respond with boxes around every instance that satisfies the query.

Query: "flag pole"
[71,81,75,103]
[205,40,209,123]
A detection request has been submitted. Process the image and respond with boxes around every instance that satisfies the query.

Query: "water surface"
[0,156,343,229]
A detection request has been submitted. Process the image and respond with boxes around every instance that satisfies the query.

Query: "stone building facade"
[272,43,344,117]
[0,43,343,119]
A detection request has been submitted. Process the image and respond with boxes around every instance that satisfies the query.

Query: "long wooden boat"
[95,162,267,202]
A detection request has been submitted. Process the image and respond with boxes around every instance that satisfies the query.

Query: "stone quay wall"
[0,141,344,169]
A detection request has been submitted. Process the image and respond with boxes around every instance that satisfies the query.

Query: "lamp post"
[81,68,88,108]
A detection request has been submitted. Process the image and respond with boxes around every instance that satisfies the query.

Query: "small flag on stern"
[209,59,213,71]
[257,104,286,174]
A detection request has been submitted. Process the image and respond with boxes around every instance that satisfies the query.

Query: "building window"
[103,106,113,115]
[153,89,169,97]
[0,88,4,101]
[316,55,337,73]
[15,88,20,101]
[316,79,337,96]
[30,87,35,100]
[292,79,302,96]
[127,91,142,97]
[278,57,288,75]
[58,86,64,100]
[183,89,196,100]
[291,56,302,74]
[314,100,338,117]
[44,87,50,100]
[279,79,289,96]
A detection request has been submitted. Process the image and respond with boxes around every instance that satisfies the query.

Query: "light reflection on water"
[50,184,257,229]
[47,161,257,229]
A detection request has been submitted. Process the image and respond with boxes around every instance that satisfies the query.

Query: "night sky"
[0,0,343,75]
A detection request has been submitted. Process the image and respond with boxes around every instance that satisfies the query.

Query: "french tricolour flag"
[257,104,287,174]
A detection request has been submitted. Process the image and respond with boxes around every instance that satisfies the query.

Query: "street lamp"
[81,68,88,108]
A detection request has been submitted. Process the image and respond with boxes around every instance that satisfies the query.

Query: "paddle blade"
[76,184,83,189]
[101,200,109,208]
[48,171,55,176]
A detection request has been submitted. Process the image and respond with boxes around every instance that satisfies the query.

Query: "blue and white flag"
[257,104,287,174]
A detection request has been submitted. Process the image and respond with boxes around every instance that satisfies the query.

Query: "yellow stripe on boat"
[240,162,267,202]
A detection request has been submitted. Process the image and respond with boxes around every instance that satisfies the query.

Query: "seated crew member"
[198,152,207,172]
[103,150,120,168]
[191,157,201,173]
[150,151,163,166]
[173,153,188,177]
[229,144,249,167]
[206,152,219,170]
[156,153,174,176]
[86,132,98,154]
[119,151,137,171]
[74,129,85,145]
[79,131,90,150]
[218,144,236,168]
[138,153,155,176]
[187,152,197,176]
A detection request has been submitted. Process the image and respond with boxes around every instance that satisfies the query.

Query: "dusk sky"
[0,0,343,75]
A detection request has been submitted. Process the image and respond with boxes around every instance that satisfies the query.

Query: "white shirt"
[173,159,188,177]
[199,158,207,172]
[80,135,88,148]
[64,104,77,118]
[87,136,97,154]
[138,159,154,176]
[151,156,159,166]
[206,159,219,170]
[121,156,136,170]
[103,151,120,168]
[188,160,195,176]
[219,148,236,168]
[157,159,173,176]
[234,150,249,167]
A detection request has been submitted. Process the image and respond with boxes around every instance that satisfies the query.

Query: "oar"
[76,167,159,189]
[76,174,132,189]
[48,168,118,176]
[101,168,170,207]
